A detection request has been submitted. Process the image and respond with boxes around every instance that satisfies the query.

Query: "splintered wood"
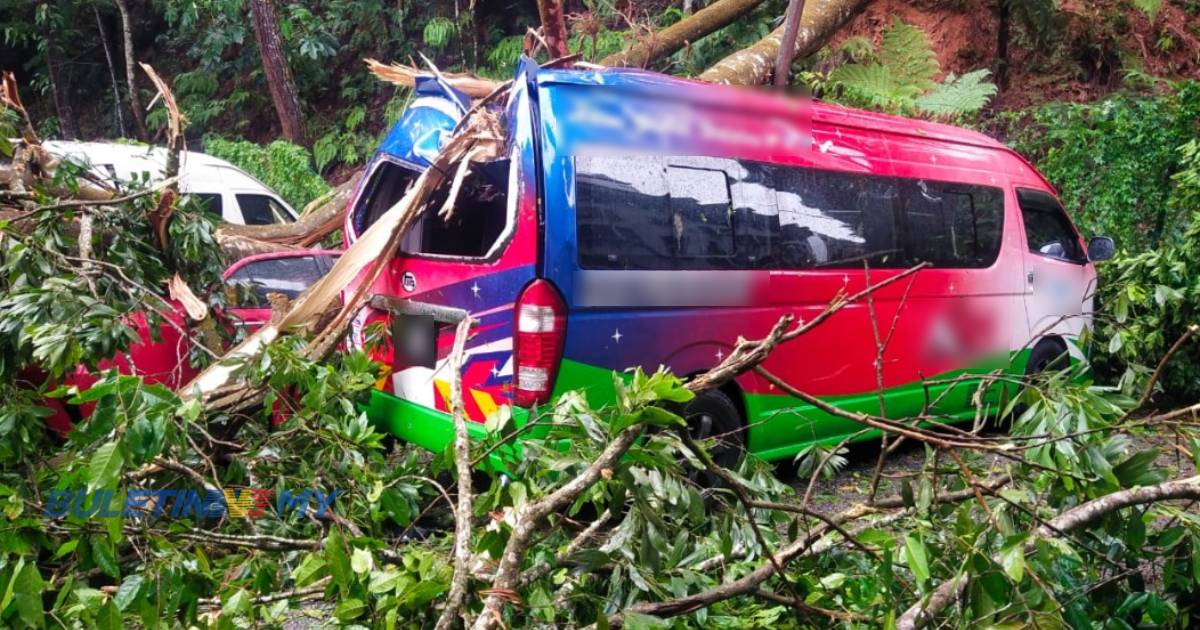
[183,102,508,409]
[365,58,504,99]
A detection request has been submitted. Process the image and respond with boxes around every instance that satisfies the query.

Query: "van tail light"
[513,279,566,407]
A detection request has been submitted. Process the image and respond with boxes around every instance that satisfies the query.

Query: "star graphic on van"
[715,349,724,361]
[471,282,481,298]
[611,329,623,343]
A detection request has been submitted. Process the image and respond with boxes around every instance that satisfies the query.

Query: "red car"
[42,250,340,433]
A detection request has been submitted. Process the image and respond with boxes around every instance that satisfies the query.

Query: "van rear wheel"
[681,390,745,483]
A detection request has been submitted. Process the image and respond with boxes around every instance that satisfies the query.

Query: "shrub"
[1003,80,1200,250]
[201,136,331,210]
[1095,140,1200,400]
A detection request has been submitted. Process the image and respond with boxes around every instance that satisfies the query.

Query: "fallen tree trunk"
[214,171,361,259]
[697,0,872,85]
[599,0,769,68]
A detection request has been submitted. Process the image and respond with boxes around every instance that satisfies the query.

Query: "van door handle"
[1027,271,1035,286]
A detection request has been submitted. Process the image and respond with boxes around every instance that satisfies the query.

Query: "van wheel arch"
[1027,336,1069,375]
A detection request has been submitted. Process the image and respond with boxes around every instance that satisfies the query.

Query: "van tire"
[682,389,745,477]
[1027,338,1069,376]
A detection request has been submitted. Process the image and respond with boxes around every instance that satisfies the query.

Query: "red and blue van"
[346,60,1113,464]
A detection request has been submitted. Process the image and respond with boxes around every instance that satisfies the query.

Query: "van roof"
[536,67,1008,154]
[42,140,278,192]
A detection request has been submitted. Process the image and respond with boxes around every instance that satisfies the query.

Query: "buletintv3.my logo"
[43,487,340,520]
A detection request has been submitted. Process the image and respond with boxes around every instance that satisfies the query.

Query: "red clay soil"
[825,0,1200,110]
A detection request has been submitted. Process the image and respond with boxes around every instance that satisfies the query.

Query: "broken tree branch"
[772,0,808,87]
[366,58,503,99]
[436,316,478,630]
[896,475,1200,630]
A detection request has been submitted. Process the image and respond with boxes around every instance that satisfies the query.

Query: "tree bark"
[773,0,808,87]
[113,0,148,141]
[698,0,872,85]
[600,0,770,68]
[536,0,570,58]
[248,0,307,146]
[94,6,127,138]
[995,0,1010,90]
[43,6,80,139]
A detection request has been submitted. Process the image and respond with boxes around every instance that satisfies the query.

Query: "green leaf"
[52,540,79,559]
[622,611,670,630]
[903,534,931,586]
[114,574,144,611]
[999,542,1026,582]
[1,557,24,613]
[12,561,44,628]
[1133,0,1162,19]
[221,589,251,618]
[91,539,119,579]
[335,598,367,621]
[351,547,374,575]
[367,570,401,594]
[914,69,997,117]
[87,441,124,492]
[1113,448,1166,487]
[292,553,328,587]
[325,530,352,593]
[94,601,122,630]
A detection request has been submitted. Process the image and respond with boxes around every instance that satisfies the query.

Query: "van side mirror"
[1087,236,1115,262]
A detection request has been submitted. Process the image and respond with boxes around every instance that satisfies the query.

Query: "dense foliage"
[201,136,330,209]
[1003,80,1200,250]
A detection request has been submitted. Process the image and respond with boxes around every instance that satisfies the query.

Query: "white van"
[42,141,299,225]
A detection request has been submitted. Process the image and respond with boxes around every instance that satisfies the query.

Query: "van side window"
[576,156,672,269]
[666,165,734,259]
[354,160,417,234]
[237,194,293,225]
[577,156,765,270]
[901,182,1004,268]
[775,168,900,268]
[574,156,1004,270]
[401,158,511,258]
[1017,188,1085,263]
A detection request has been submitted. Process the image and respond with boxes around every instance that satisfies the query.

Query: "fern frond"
[1132,0,1162,20]
[838,36,874,63]
[423,17,456,50]
[914,69,998,117]
[877,17,938,97]
[828,63,908,112]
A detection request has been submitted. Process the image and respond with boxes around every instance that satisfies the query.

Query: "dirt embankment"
[825,0,1200,110]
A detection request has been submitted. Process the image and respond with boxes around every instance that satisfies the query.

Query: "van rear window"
[401,158,512,258]
[574,155,1003,270]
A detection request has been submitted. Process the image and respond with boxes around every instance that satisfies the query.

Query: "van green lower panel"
[362,392,530,472]
[363,350,1032,464]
